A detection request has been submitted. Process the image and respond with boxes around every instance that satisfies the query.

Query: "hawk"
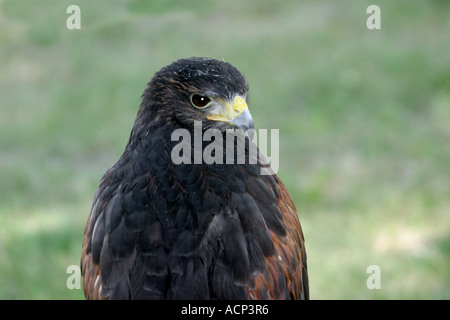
[81,57,309,299]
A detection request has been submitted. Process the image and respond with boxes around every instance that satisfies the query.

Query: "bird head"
[137,57,254,135]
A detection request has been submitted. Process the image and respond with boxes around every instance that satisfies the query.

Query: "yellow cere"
[232,96,248,115]
[207,96,248,123]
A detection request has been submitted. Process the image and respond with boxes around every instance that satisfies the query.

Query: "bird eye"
[190,94,211,108]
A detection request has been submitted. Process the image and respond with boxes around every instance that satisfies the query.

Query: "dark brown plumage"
[81,57,308,299]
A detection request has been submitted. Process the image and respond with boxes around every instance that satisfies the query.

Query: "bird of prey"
[81,57,308,300]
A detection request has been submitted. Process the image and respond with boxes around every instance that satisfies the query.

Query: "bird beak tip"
[232,109,255,135]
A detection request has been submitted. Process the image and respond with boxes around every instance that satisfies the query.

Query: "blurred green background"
[0,0,449,299]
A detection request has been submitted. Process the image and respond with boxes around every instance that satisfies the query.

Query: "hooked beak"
[232,109,254,132]
[207,96,255,134]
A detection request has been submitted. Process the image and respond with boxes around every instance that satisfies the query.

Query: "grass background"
[0,0,449,299]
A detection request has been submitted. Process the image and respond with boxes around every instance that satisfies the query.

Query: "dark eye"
[190,94,211,108]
